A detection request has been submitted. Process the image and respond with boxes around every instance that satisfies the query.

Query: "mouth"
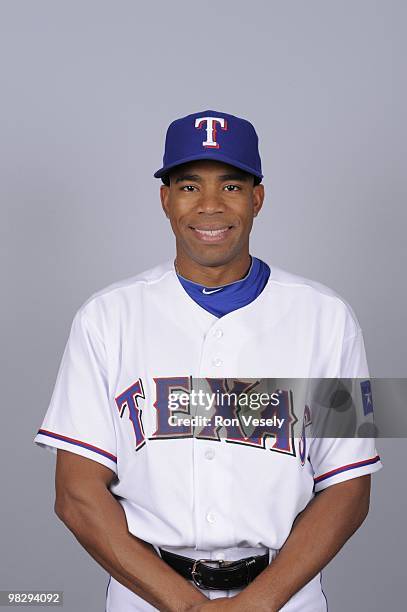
[189,225,234,243]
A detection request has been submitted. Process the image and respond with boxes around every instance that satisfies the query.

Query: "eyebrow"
[218,173,249,182]
[174,172,249,184]
[175,174,202,183]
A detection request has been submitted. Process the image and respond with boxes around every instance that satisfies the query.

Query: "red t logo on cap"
[194,116,228,149]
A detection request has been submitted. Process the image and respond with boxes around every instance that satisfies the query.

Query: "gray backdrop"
[1,1,405,610]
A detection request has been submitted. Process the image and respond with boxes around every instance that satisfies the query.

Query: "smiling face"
[160,160,264,281]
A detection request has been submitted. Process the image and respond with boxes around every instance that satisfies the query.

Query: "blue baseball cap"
[154,110,263,181]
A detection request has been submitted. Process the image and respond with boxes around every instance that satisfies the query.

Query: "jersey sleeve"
[33,305,118,474]
[310,329,383,493]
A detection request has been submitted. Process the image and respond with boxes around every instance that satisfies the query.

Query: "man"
[34,110,382,611]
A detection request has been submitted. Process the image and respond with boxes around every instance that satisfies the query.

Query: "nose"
[196,190,226,214]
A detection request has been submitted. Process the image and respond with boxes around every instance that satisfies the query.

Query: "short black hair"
[161,171,261,187]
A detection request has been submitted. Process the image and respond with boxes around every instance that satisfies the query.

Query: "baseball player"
[34,110,382,611]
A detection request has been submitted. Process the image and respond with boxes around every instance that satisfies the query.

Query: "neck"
[175,252,252,287]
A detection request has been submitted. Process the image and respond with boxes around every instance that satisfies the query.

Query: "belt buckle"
[191,558,225,589]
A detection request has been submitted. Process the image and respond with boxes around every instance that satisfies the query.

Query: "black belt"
[159,548,269,590]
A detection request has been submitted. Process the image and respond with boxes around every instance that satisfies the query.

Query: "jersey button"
[213,329,223,339]
[212,358,223,367]
[205,449,215,460]
[206,512,216,524]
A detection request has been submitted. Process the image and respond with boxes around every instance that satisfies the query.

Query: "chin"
[189,248,240,268]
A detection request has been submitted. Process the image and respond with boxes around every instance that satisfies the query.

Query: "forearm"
[55,483,207,612]
[232,476,371,612]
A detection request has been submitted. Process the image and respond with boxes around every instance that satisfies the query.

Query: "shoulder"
[268,264,363,339]
[85,259,173,301]
[72,259,174,330]
[270,265,346,299]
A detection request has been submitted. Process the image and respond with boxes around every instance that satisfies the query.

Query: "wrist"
[233,593,277,612]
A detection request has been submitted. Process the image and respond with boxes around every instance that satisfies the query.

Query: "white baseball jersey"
[34,259,383,611]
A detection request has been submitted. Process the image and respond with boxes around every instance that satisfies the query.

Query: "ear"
[252,184,265,217]
[160,184,170,218]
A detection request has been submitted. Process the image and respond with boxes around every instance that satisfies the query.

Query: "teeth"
[195,228,229,236]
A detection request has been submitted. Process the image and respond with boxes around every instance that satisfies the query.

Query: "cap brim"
[154,152,263,180]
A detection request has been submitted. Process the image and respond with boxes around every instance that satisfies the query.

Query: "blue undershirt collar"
[175,255,271,318]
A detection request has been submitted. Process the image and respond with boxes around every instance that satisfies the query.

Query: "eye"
[181,185,198,192]
[224,184,241,192]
